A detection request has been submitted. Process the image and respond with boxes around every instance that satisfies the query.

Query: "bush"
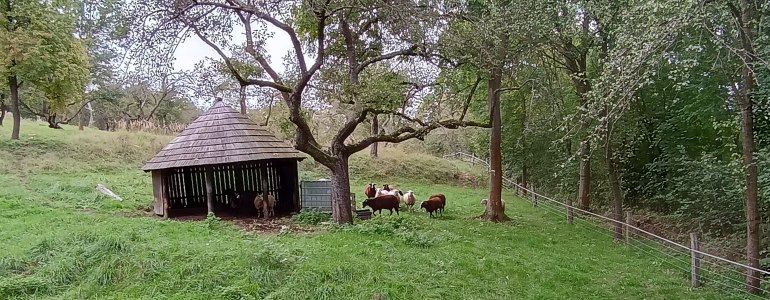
[291,209,331,225]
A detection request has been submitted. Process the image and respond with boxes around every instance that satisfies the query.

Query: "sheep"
[420,196,444,218]
[224,189,264,218]
[259,192,276,218]
[403,191,416,211]
[386,188,404,197]
[382,184,392,191]
[364,183,377,198]
[428,193,446,215]
[362,195,400,216]
[374,187,386,198]
[480,198,505,211]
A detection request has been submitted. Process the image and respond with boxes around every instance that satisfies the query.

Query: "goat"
[420,197,443,218]
[403,191,416,211]
[480,198,505,211]
[362,195,400,216]
[428,193,446,215]
[364,183,377,198]
[259,192,276,219]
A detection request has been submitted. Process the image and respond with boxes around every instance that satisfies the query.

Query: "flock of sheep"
[223,183,506,221]
[361,183,447,218]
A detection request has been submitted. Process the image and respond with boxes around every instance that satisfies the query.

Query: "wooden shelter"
[142,98,306,218]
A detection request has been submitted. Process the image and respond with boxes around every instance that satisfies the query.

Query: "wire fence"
[443,152,770,299]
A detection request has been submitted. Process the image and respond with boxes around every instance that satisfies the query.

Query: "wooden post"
[531,187,537,207]
[690,232,701,288]
[625,211,632,250]
[205,167,215,214]
[351,193,356,211]
[566,199,574,224]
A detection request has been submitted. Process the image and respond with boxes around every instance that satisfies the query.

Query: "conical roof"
[142,99,305,171]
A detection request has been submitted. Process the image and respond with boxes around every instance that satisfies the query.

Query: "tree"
[130,0,489,223]
[0,0,90,139]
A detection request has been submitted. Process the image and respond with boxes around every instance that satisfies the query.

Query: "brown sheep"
[420,197,444,218]
[362,195,400,216]
[382,184,392,191]
[364,183,377,198]
[225,189,264,218]
[428,193,446,215]
[259,192,276,218]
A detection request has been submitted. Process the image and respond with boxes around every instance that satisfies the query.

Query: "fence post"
[625,211,632,250]
[351,193,356,212]
[566,199,574,224]
[531,186,537,207]
[690,232,701,288]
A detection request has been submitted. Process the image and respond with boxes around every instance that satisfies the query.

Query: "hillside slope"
[0,121,740,299]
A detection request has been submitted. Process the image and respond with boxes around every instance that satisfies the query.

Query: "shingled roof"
[142,99,305,171]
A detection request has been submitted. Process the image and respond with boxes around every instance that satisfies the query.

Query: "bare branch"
[460,76,482,121]
[356,45,422,74]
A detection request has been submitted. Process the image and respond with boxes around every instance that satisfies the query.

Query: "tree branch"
[182,18,292,93]
[356,45,422,74]
[344,118,490,155]
[460,76,482,121]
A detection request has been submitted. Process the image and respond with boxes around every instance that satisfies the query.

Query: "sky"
[172,25,293,74]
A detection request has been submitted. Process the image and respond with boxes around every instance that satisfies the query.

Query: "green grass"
[0,120,750,299]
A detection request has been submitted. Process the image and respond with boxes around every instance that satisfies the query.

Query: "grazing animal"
[480,198,506,211]
[382,184,392,191]
[362,195,400,216]
[259,192,276,218]
[420,197,444,218]
[403,191,416,210]
[386,188,404,197]
[364,183,377,198]
[225,189,263,217]
[428,193,446,215]
[375,187,386,198]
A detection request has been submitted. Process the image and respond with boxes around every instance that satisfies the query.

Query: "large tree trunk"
[330,155,354,224]
[605,118,623,241]
[482,66,510,222]
[9,74,20,140]
[737,0,760,293]
[370,114,379,158]
[0,97,6,126]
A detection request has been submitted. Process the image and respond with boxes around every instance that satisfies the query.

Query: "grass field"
[0,120,747,299]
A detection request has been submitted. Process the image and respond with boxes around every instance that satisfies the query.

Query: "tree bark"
[370,114,379,157]
[330,155,354,224]
[482,66,510,222]
[736,0,760,293]
[0,97,6,126]
[562,40,592,211]
[239,85,247,115]
[9,74,20,140]
[521,87,528,196]
[605,116,623,242]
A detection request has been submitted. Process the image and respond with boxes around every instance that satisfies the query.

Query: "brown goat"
[364,183,377,198]
[362,195,400,216]
[420,197,444,218]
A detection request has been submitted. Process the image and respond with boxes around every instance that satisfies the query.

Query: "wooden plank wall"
[162,160,299,214]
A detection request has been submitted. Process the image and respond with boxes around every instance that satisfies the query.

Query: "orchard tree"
[129,0,489,223]
[0,0,90,139]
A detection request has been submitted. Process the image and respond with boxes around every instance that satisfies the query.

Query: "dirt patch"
[230,217,323,234]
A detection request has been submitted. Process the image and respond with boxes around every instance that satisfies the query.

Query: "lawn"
[0,120,747,299]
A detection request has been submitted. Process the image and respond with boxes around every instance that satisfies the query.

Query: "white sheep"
[403,190,416,210]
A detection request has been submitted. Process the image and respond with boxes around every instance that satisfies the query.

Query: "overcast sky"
[172,25,293,74]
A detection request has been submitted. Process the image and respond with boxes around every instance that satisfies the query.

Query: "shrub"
[291,209,331,225]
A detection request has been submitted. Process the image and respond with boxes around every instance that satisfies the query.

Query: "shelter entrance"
[156,160,299,218]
